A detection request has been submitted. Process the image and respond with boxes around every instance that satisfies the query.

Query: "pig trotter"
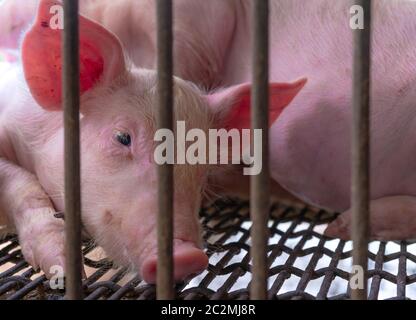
[324,196,416,241]
[18,207,66,277]
[0,159,73,279]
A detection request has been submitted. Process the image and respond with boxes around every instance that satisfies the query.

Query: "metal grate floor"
[1,198,416,300]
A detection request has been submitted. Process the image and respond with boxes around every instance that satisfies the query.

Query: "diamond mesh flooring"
[1,199,416,300]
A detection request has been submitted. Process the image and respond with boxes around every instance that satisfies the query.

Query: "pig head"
[20,0,210,283]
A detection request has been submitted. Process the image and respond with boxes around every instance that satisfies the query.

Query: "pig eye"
[115,131,131,147]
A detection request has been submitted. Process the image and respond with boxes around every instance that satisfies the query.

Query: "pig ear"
[208,78,307,131]
[22,0,126,111]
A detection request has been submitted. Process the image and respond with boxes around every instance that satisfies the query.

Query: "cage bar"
[62,0,83,300]
[250,0,270,300]
[156,0,174,300]
[350,0,372,300]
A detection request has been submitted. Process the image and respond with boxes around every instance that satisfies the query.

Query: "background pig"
[70,0,416,240]
[0,0,305,283]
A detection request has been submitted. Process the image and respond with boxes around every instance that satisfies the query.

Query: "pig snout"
[95,194,209,284]
[129,212,208,283]
[141,239,208,284]
[119,221,208,284]
[136,192,209,283]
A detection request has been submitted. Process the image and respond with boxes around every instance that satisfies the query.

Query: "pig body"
[1,0,416,284]
[68,0,416,216]
[252,1,416,239]
[99,0,416,239]
[100,0,416,238]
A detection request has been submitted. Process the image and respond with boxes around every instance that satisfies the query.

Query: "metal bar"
[156,0,174,300]
[250,0,270,300]
[62,0,83,300]
[351,0,372,300]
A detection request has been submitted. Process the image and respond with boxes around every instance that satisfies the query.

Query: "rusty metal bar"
[62,0,83,300]
[156,0,174,300]
[250,0,270,300]
[351,0,372,300]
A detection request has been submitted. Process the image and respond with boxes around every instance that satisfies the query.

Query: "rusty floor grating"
[1,198,416,300]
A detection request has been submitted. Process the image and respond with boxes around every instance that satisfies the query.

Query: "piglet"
[0,0,305,283]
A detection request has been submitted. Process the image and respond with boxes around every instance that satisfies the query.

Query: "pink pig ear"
[22,0,126,111]
[208,78,307,131]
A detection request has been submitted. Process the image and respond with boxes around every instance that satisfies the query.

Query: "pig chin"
[86,211,208,284]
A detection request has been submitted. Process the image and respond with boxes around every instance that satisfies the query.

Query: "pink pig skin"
[1,0,416,283]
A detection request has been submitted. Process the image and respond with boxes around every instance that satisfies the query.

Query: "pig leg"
[0,158,66,277]
[324,196,416,240]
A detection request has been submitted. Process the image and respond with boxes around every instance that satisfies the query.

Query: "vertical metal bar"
[156,0,174,300]
[62,0,83,300]
[351,0,372,300]
[250,0,270,300]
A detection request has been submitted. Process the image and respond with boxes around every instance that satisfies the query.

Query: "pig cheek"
[90,210,131,266]
[97,173,159,262]
[81,207,130,265]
